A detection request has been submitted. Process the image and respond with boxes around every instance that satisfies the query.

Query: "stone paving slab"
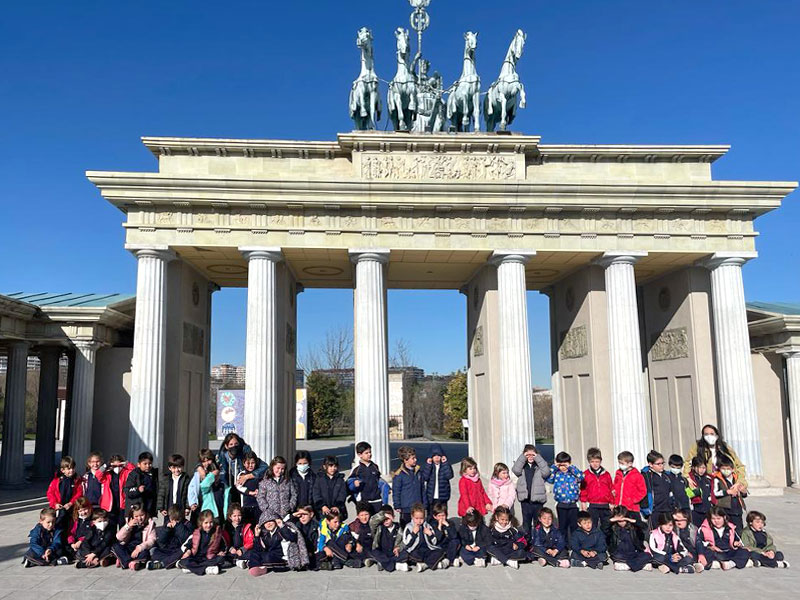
[3,478,799,598]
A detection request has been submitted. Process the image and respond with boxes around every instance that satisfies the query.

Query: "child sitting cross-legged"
[291,505,319,570]
[648,513,701,574]
[147,505,194,570]
[569,510,607,569]
[697,506,753,571]
[426,501,460,567]
[247,512,305,576]
[112,503,156,570]
[315,507,351,570]
[672,508,703,569]
[66,497,93,562]
[487,505,527,569]
[75,508,116,568]
[222,502,253,569]
[529,507,569,568]
[457,508,490,567]
[741,510,789,568]
[608,506,652,572]
[399,503,447,572]
[367,504,403,572]
[23,508,69,567]
[176,509,225,575]
[345,501,375,568]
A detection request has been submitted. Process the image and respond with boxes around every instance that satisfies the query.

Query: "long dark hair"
[695,424,734,466]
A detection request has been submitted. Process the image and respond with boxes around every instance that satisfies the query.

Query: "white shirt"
[171,473,181,504]
[433,463,440,499]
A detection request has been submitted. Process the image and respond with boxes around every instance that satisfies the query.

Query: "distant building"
[211,363,246,386]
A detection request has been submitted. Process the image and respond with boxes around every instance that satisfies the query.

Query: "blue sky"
[1,1,798,387]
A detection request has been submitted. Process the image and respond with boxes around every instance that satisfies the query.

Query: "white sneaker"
[364,559,376,568]
[693,562,704,573]
[204,566,219,575]
[396,562,409,572]
[643,563,653,571]
[721,560,736,571]
[474,558,486,568]
[658,564,671,574]
[745,559,755,568]
[710,561,721,570]
[490,557,502,566]
[452,558,461,568]
[56,557,70,566]
[439,559,450,570]
[236,559,248,569]
[614,562,630,571]
[181,568,191,574]
[416,563,427,573]
[537,558,547,567]
[558,559,571,568]
[781,560,790,569]
[507,559,519,569]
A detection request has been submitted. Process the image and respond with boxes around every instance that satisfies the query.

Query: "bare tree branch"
[390,337,414,368]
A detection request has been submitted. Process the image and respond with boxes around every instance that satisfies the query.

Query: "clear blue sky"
[1,1,798,387]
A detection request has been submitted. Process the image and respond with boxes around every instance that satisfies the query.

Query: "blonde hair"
[460,456,478,475]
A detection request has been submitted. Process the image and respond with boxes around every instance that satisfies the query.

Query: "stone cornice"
[39,306,135,331]
[536,144,729,163]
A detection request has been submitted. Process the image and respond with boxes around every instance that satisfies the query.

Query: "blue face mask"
[297,463,310,474]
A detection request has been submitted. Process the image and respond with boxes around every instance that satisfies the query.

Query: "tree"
[389,338,414,368]
[306,371,343,437]
[443,371,468,438]
[298,326,354,374]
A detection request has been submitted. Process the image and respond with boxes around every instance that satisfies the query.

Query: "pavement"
[1,440,798,598]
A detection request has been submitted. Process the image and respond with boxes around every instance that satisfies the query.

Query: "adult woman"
[256,456,297,525]
[683,424,748,490]
[216,434,267,504]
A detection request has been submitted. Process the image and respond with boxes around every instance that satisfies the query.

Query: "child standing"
[157,454,190,524]
[288,450,315,511]
[668,455,691,511]
[547,452,584,543]
[487,462,516,515]
[457,457,492,518]
[313,455,347,520]
[148,505,194,570]
[421,443,454,516]
[529,507,569,568]
[641,450,675,528]
[126,452,158,518]
[81,452,104,508]
[222,503,253,569]
[96,454,134,529]
[23,508,68,567]
[315,508,351,570]
[687,456,713,528]
[177,510,225,575]
[648,513,700,573]
[486,505,526,569]
[47,456,83,532]
[613,451,647,516]
[608,506,652,572]
[457,509,490,567]
[348,441,385,515]
[400,503,447,572]
[741,510,789,568]
[368,504,403,572]
[76,508,116,568]
[569,511,607,569]
[112,504,156,570]
[236,451,263,524]
[511,444,550,535]
[392,446,424,526]
[697,506,752,570]
[580,447,614,543]
[188,449,226,521]
[713,456,747,533]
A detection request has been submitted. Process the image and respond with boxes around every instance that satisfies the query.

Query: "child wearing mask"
[687,456,713,528]
[76,508,116,568]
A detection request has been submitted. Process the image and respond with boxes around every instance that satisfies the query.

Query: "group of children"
[24,440,788,576]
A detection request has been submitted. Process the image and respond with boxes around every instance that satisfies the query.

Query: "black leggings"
[652,552,693,573]
[181,554,224,575]
[611,551,652,572]
[529,546,567,566]
[754,550,785,568]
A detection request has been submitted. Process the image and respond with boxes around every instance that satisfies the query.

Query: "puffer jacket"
[256,475,297,525]
[547,465,584,504]
[511,453,550,503]
[487,477,516,510]
[189,525,225,559]
[115,519,157,553]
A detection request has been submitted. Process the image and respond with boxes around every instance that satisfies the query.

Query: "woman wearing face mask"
[216,434,268,505]
[683,425,748,491]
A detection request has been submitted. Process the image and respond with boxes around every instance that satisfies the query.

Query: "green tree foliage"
[443,371,468,438]
[306,372,343,438]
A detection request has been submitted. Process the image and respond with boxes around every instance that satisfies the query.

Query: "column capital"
[71,339,102,352]
[698,251,758,270]
[240,246,283,262]
[593,250,648,268]
[125,244,176,262]
[778,347,800,359]
[208,282,221,293]
[349,248,390,264]
[296,283,306,295]
[490,250,536,266]
[7,339,31,351]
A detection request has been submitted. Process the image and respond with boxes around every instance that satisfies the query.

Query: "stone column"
[596,251,650,465]
[61,349,75,456]
[702,252,763,478]
[783,350,800,487]
[350,249,390,475]
[241,247,282,461]
[33,346,62,479]
[126,245,175,468]
[68,341,100,467]
[491,251,536,465]
[0,341,30,487]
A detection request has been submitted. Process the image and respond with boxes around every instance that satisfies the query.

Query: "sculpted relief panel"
[559,325,588,360]
[651,327,689,361]
[360,153,518,181]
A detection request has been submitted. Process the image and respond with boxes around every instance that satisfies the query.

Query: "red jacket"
[457,475,492,517]
[613,467,646,512]
[580,468,614,505]
[47,474,83,508]
[95,462,135,512]
[190,526,226,559]
[222,523,254,551]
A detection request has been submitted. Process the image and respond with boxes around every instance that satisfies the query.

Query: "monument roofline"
[141,133,729,164]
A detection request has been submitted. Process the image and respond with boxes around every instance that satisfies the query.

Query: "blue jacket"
[570,527,607,554]
[547,465,584,504]
[28,524,61,557]
[640,466,675,516]
[346,460,383,504]
[420,445,454,504]
[216,444,268,489]
[531,525,566,552]
[392,465,424,512]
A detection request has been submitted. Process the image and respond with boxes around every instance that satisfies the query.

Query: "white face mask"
[297,464,310,474]
[670,467,682,475]
[704,434,718,446]
[618,464,631,472]
[720,469,733,478]
[95,521,108,531]
[112,466,122,474]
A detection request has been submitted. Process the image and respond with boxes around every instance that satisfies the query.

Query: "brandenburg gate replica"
[86,2,796,487]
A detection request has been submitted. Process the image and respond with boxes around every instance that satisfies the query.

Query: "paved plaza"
[0,441,798,599]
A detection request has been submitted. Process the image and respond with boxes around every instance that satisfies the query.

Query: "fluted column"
[350,249,390,476]
[241,247,282,461]
[126,245,175,468]
[0,341,30,487]
[782,350,800,487]
[702,252,763,478]
[596,251,650,466]
[68,341,100,467]
[491,251,536,465]
[33,346,62,479]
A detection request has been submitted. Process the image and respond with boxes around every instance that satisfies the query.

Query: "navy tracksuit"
[570,527,608,568]
[529,525,568,566]
[151,521,193,567]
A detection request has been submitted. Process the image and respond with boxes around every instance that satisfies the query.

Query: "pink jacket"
[698,520,737,548]
[648,527,688,557]
[488,477,516,510]
[115,519,156,553]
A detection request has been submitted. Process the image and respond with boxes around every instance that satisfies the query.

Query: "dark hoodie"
[420,443,454,505]
[313,471,348,519]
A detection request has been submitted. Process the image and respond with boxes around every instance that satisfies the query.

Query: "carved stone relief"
[559,325,587,360]
[361,153,517,181]
[472,325,484,357]
[651,327,689,361]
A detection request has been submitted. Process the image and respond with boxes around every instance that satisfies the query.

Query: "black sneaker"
[75,561,86,569]
[147,560,163,571]
[21,558,32,568]
[319,561,332,571]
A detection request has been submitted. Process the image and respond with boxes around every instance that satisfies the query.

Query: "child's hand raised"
[441,456,448,463]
